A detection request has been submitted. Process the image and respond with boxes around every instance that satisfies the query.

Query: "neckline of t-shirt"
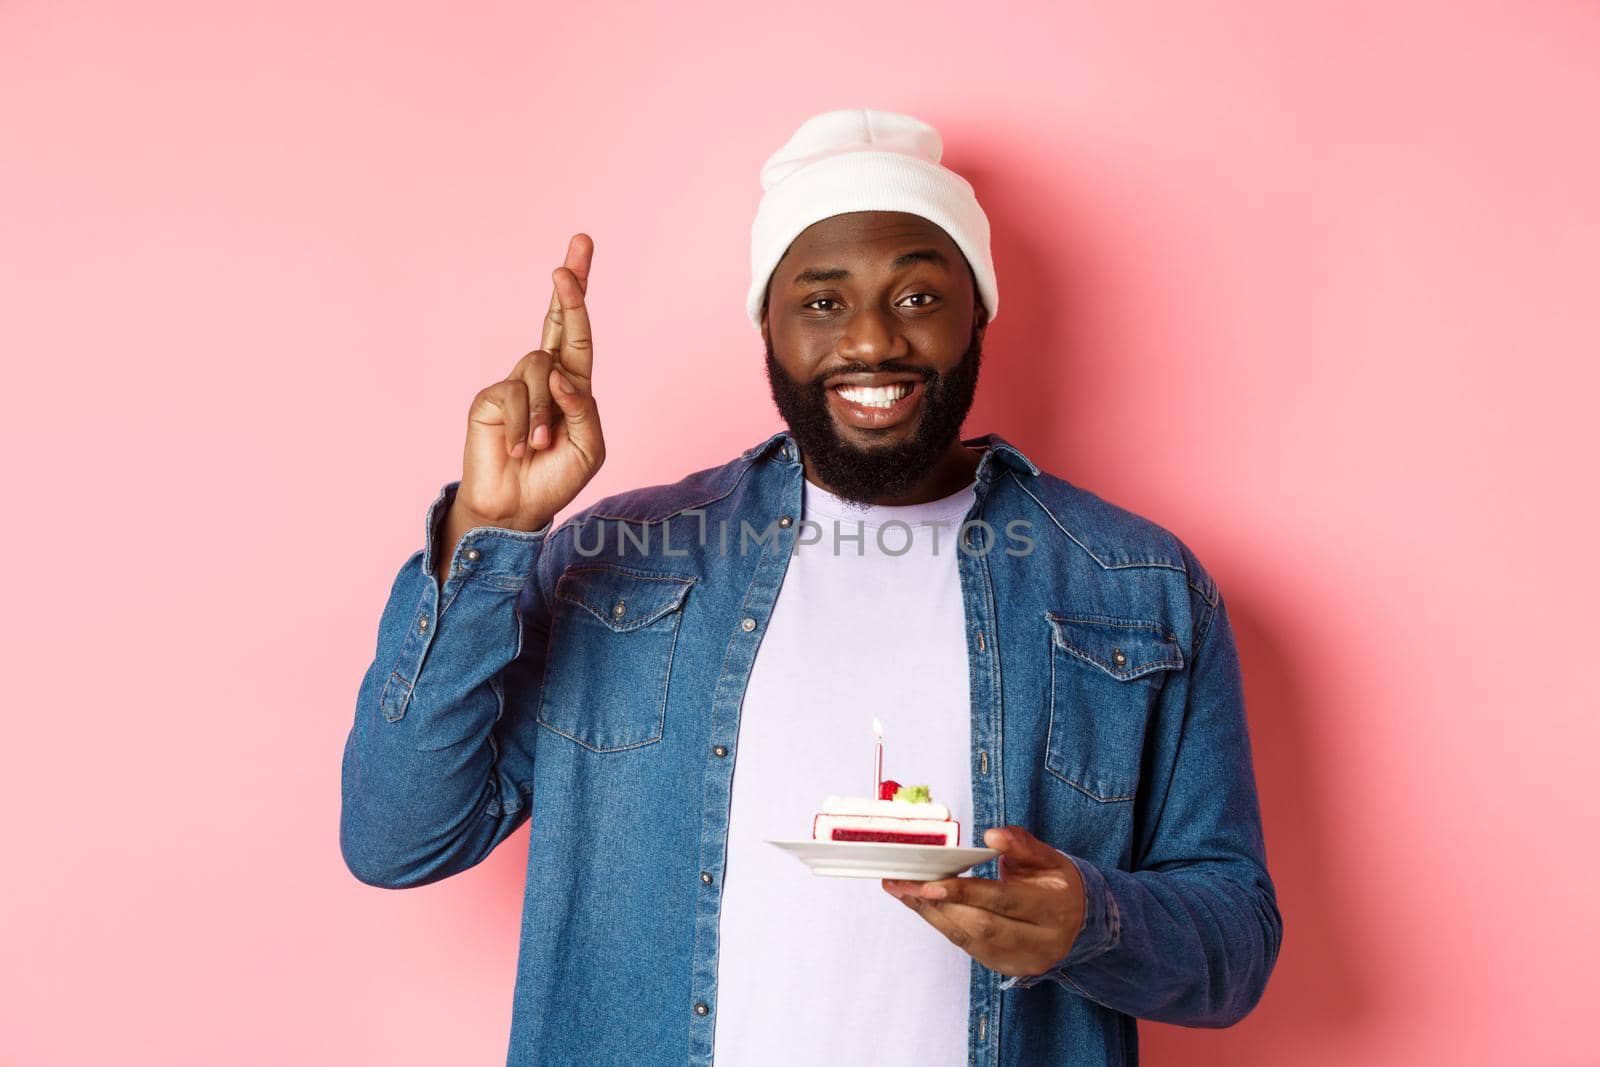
[801,476,978,527]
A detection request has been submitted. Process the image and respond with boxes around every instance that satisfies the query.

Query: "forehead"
[778,210,961,268]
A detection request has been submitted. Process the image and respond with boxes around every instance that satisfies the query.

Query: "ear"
[760,299,772,348]
[966,263,989,341]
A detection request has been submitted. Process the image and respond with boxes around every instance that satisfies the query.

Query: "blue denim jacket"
[340,429,1281,1066]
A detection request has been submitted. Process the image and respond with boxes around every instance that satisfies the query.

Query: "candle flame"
[872,716,884,737]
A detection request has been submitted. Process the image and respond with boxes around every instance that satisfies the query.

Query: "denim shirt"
[340,429,1282,1067]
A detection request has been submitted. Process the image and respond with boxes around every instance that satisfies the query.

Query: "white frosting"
[820,795,952,820]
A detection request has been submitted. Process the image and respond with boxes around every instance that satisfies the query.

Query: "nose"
[837,305,909,365]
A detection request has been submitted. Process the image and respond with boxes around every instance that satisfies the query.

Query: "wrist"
[433,501,545,588]
[448,499,550,537]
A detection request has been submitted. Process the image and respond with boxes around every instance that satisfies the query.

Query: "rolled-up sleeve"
[339,480,552,889]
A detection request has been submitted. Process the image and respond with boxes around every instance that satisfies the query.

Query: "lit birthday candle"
[872,717,884,799]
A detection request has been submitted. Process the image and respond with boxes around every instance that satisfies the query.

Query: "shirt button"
[778,515,793,528]
[612,600,626,618]
[417,614,429,632]
[464,547,481,562]
[693,1001,709,1016]
[712,744,728,758]
[740,617,757,632]
[700,871,713,885]
[1112,649,1128,667]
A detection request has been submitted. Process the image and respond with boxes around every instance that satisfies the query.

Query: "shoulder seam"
[1191,588,1224,657]
[1176,538,1221,610]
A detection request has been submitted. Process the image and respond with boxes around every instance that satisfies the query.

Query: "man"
[341,108,1281,1066]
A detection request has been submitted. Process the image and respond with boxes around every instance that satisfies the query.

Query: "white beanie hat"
[747,108,998,330]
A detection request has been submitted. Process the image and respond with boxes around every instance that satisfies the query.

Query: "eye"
[801,293,939,313]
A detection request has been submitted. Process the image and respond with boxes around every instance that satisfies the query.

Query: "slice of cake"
[811,780,961,847]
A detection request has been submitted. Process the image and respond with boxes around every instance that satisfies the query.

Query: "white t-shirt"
[711,475,979,1067]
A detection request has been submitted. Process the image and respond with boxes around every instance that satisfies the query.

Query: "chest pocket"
[1044,613,1185,802]
[536,564,695,752]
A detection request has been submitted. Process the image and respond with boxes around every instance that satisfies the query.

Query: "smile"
[833,382,912,408]
[826,378,925,430]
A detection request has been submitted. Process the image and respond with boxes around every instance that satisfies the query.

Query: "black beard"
[763,322,983,506]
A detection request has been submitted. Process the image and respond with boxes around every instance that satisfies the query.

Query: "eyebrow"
[790,247,951,287]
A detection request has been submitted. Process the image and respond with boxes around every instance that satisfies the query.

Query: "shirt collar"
[741,428,1041,480]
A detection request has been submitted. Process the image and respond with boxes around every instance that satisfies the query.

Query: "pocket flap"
[554,565,695,632]
[1047,613,1184,680]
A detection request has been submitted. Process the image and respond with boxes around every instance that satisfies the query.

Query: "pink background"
[3,1,1596,1063]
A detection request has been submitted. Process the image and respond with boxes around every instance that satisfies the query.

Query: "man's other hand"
[882,825,1087,980]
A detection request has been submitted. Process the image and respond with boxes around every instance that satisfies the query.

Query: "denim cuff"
[1058,852,1120,966]
[420,480,551,588]
[997,851,1121,991]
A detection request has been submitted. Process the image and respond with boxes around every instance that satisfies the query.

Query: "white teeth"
[836,383,912,408]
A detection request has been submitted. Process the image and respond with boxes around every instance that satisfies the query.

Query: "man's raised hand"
[451,233,605,540]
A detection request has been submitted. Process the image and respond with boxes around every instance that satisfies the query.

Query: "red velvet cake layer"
[829,829,948,845]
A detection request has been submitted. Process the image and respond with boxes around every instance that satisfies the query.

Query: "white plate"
[766,839,999,881]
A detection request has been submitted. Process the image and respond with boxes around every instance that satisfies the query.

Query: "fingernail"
[922,885,947,900]
[554,373,576,396]
[533,425,550,448]
[511,441,526,457]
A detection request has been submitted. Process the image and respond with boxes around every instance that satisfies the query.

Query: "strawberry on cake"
[811,780,961,847]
